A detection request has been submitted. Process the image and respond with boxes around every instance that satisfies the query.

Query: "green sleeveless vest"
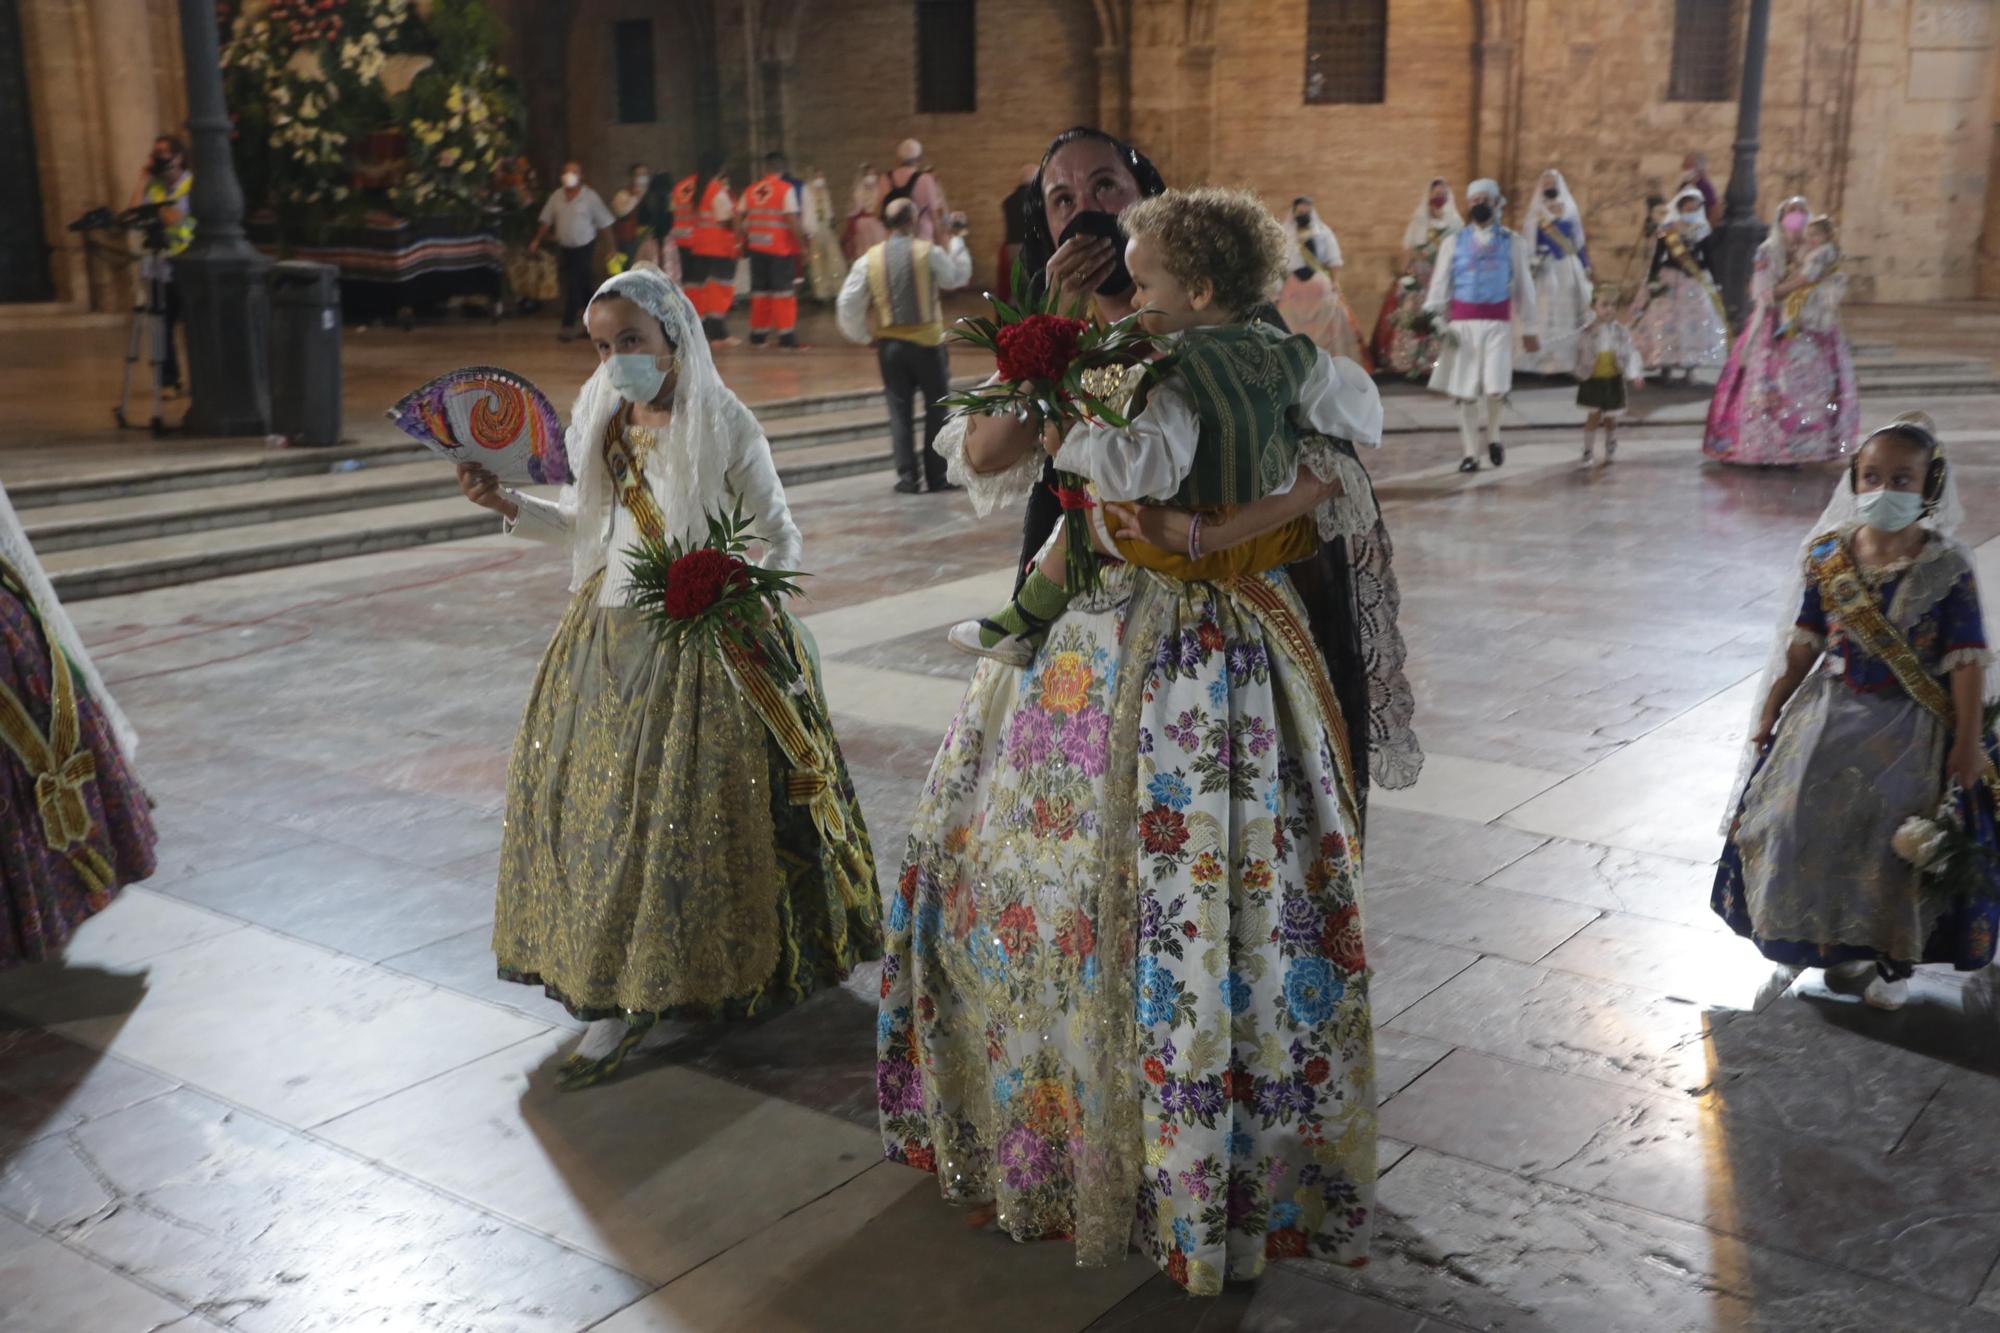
[1142,320,1319,509]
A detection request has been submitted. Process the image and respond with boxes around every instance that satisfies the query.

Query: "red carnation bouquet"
[941,258,1154,594]
[624,503,805,666]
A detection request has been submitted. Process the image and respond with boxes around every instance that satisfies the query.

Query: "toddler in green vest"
[950,187,1382,668]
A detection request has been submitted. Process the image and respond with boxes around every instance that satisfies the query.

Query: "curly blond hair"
[1120,187,1288,316]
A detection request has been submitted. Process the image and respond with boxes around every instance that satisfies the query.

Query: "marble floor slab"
[9,311,2000,1328]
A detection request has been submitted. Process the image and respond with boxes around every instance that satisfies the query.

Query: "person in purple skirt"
[0,480,156,966]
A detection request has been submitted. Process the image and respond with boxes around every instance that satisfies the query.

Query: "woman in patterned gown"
[1703,196,1859,465]
[455,266,880,1088]
[1370,177,1461,377]
[0,481,156,967]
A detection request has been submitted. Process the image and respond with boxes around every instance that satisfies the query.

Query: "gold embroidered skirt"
[494,577,881,1020]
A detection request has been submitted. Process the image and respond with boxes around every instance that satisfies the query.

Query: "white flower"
[286,46,325,82]
[1893,816,1949,868]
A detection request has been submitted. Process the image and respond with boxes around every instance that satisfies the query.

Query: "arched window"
[1304,0,1387,105]
[1667,0,1739,102]
[916,0,976,114]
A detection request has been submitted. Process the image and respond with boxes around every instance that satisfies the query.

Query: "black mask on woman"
[1056,209,1132,296]
[1542,187,1559,199]
[1468,202,1494,225]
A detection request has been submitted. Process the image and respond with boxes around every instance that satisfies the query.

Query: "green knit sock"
[978,570,1072,650]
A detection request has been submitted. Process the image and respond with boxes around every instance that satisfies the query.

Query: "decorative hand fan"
[387,366,571,485]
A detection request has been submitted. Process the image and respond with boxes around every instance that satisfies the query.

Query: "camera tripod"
[116,237,173,437]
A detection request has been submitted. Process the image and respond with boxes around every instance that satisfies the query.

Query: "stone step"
[6,440,431,510]
[43,434,907,600]
[20,464,463,552]
[750,375,980,422]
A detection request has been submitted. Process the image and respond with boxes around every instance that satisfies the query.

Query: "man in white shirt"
[837,198,972,494]
[1424,178,1540,472]
[532,160,615,340]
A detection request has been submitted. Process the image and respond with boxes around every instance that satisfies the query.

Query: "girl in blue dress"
[1714,413,2000,1009]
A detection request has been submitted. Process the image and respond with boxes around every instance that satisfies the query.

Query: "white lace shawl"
[508,268,803,591]
[0,481,138,758]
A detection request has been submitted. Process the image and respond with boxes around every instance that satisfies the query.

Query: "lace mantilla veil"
[0,481,139,758]
[1721,412,1989,831]
[558,264,754,590]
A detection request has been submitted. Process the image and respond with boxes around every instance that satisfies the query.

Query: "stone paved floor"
[4,310,2000,1331]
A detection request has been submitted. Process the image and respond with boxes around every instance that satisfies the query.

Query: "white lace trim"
[1300,446,1381,541]
[1939,647,1994,674]
[939,413,1044,518]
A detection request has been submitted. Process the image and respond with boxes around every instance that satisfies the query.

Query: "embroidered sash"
[1537,220,1580,262]
[1224,573,1363,847]
[0,560,115,892]
[1807,532,2000,801]
[1662,231,1727,322]
[604,410,872,906]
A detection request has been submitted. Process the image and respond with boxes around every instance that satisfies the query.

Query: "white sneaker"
[1864,975,1909,1010]
[948,620,1034,669]
[1827,960,1877,986]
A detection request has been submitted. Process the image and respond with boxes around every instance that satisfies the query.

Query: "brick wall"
[783,0,1100,292]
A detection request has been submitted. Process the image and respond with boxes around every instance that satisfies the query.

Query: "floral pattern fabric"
[1703,245,1858,465]
[878,567,1374,1296]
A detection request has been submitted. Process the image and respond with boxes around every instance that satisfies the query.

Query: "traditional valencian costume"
[1371,178,1461,377]
[1516,169,1592,375]
[495,267,880,1085]
[1631,187,1728,377]
[881,302,1415,1294]
[1276,199,1372,371]
[1714,421,2000,998]
[1703,196,1858,465]
[1425,178,1539,472]
[0,481,156,967]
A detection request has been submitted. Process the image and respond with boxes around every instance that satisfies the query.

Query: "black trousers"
[557,242,595,329]
[877,339,951,487]
[160,275,182,388]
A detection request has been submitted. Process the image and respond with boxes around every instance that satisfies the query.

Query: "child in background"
[1712,412,2000,1011]
[949,187,1380,667]
[1573,282,1644,466]
[1776,216,1840,339]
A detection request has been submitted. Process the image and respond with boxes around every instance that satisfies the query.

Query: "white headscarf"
[1403,177,1462,251]
[1722,411,1982,830]
[1287,197,1342,272]
[0,481,138,759]
[561,265,755,591]
[1669,187,1712,244]
[1522,168,1586,253]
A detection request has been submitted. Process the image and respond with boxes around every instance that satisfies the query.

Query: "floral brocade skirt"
[494,577,882,1020]
[1702,309,1858,465]
[0,586,156,967]
[879,567,1375,1296]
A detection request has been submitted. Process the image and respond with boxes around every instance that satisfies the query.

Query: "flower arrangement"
[219,0,524,235]
[1893,780,1998,903]
[940,258,1155,594]
[623,503,805,665]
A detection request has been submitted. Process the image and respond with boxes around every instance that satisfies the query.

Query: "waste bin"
[268,260,342,446]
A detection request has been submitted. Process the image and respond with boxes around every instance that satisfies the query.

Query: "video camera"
[68,202,169,251]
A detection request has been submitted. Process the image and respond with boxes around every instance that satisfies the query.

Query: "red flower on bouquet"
[661,547,752,620]
[994,314,1089,385]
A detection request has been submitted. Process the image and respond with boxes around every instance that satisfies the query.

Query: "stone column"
[1095,44,1129,139]
[1172,45,1214,185]
[88,0,159,208]
[1714,0,1773,327]
[173,0,269,435]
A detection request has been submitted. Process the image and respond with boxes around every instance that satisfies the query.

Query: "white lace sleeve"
[939,413,1045,518]
[725,404,804,572]
[1299,443,1381,541]
[504,486,577,545]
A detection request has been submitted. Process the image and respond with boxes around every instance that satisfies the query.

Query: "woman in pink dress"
[1703,195,1859,465]
[841,164,887,262]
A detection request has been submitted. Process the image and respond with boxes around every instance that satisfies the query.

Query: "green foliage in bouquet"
[939,257,1157,594]
[623,503,806,662]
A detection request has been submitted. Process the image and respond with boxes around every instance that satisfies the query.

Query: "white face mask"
[562,172,581,190]
[1856,487,1924,533]
[633,173,650,193]
[606,352,668,405]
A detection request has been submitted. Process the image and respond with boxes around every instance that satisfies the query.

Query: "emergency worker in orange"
[672,149,740,343]
[741,150,807,350]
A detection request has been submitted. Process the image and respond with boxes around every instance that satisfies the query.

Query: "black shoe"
[894,479,922,495]
[927,479,961,494]
[1488,440,1506,467]
[1457,458,1480,474]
